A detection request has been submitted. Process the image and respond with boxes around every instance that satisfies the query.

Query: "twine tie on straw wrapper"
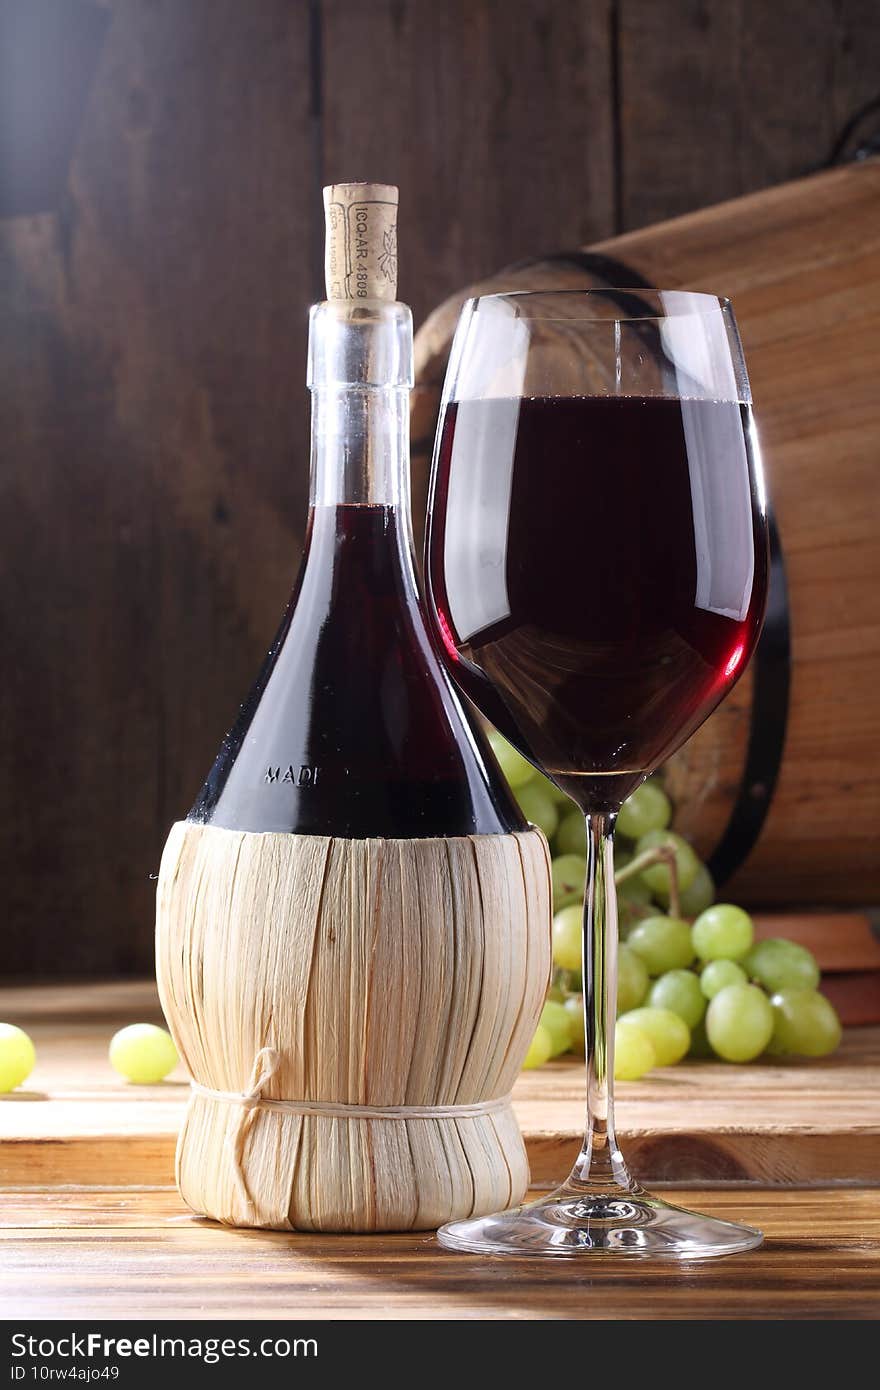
[191,1049,514,1210]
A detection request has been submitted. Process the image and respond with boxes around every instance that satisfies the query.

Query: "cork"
[323,182,398,302]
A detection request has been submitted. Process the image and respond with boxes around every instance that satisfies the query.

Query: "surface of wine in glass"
[425,289,770,1259]
[429,393,768,806]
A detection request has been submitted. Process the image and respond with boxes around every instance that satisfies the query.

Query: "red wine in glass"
[429,394,768,810]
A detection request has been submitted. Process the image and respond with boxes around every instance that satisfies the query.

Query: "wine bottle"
[156,184,551,1233]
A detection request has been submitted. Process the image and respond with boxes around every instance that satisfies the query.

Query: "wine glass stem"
[568,812,632,1192]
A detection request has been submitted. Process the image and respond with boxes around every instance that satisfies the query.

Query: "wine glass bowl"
[425,290,769,1258]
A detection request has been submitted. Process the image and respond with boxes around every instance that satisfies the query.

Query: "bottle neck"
[306,297,415,560]
[309,384,411,512]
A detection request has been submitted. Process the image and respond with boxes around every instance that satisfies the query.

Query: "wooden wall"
[1,0,878,976]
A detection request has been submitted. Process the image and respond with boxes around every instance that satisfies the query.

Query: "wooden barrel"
[411,161,880,907]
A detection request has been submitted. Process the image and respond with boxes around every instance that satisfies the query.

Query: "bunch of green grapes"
[489,732,843,1079]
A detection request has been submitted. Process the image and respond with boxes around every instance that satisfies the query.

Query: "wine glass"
[425,289,769,1258]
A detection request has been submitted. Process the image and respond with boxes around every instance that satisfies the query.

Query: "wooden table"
[2,1187,878,1320]
[1,982,878,1320]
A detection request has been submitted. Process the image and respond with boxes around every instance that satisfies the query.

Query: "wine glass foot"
[437,1185,762,1260]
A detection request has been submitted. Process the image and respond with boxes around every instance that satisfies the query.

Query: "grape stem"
[614,845,681,917]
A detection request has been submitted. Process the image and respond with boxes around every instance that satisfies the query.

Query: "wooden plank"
[617,0,880,231]
[1,981,877,1189]
[0,1,316,977]
[0,1185,878,1319]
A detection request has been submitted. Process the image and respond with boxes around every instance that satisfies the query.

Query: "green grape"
[619,1007,690,1066]
[617,900,642,940]
[555,811,586,857]
[692,903,754,962]
[551,854,586,912]
[635,830,700,897]
[705,984,774,1062]
[523,1024,553,1070]
[0,1024,36,1093]
[769,989,842,1058]
[618,872,653,907]
[552,904,582,973]
[547,978,566,1003]
[687,1017,715,1058]
[617,943,650,1014]
[627,915,695,975]
[700,958,748,1000]
[678,863,715,917]
[616,847,654,907]
[539,774,571,808]
[614,1022,656,1081]
[616,781,672,841]
[109,1023,179,1084]
[563,995,585,1055]
[743,938,820,994]
[516,782,559,839]
[648,969,706,1029]
[488,730,536,789]
[540,999,575,1057]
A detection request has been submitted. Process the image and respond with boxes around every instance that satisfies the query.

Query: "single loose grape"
[648,969,706,1029]
[563,995,586,1054]
[109,1023,179,1084]
[555,811,586,857]
[488,730,536,789]
[635,830,700,897]
[769,989,842,1058]
[743,938,820,994]
[678,863,715,918]
[540,999,575,1057]
[523,1024,553,1070]
[700,958,748,1000]
[617,943,650,1014]
[552,904,582,973]
[516,782,559,839]
[618,1007,690,1066]
[614,1022,656,1080]
[551,854,586,912]
[0,1024,36,1093]
[692,904,754,962]
[616,782,672,841]
[627,915,695,975]
[705,984,774,1062]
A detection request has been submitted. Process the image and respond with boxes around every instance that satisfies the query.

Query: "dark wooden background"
[1,0,878,977]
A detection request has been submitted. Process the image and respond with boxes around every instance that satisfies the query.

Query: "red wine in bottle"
[190,306,523,839]
[428,394,768,807]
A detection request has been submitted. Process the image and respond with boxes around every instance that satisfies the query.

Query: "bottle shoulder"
[191,506,525,837]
